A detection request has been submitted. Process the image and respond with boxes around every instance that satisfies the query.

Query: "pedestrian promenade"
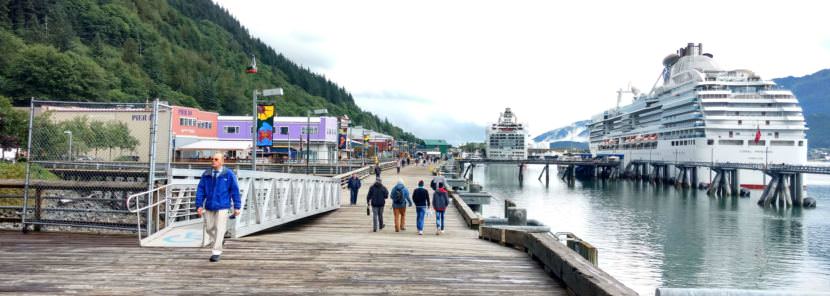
[0,165,567,295]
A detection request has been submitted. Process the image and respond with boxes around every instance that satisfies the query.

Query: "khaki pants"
[203,209,228,255]
[394,207,407,231]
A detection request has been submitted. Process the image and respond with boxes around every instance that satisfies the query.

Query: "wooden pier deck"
[0,165,567,295]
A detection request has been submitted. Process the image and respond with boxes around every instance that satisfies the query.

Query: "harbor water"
[474,164,830,295]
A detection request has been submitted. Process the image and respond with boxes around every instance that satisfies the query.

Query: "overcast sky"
[214,0,830,145]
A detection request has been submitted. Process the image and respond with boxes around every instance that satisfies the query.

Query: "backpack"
[392,187,404,203]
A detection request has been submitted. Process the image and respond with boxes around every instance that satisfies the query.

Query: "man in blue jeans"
[196,153,241,262]
[411,180,431,235]
[347,173,361,206]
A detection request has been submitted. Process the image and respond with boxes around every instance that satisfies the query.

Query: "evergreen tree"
[0,0,11,30]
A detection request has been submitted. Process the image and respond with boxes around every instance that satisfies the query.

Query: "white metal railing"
[229,170,341,237]
[128,165,390,246]
[126,181,200,244]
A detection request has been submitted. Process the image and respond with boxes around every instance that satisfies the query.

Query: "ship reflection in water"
[474,164,830,295]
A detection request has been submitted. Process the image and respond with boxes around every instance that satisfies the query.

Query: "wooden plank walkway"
[0,165,567,295]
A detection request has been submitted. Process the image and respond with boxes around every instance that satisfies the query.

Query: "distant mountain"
[532,120,590,150]
[547,141,589,150]
[774,69,830,148]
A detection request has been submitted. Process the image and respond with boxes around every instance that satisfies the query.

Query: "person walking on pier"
[391,179,413,232]
[196,153,241,262]
[430,172,446,191]
[396,159,402,174]
[432,183,450,235]
[412,180,430,235]
[347,174,361,206]
[374,164,382,178]
[367,178,388,232]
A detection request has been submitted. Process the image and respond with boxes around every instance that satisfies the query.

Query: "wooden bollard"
[504,199,517,218]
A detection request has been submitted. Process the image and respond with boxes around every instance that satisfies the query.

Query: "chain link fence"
[5,99,173,232]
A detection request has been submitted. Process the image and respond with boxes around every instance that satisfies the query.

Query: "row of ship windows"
[598,139,804,150]
[698,94,793,99]
[702,102,798,108]
[696,85,778,92]
[705,111,797,117]
[671,140,696,146]
[708,139,803,147]
[728,131,778,138]
[489,135,525,139]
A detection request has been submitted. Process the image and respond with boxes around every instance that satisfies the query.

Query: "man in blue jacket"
[347,173,361,206]
[196,153,241,262]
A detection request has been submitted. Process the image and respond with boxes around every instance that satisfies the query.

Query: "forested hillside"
[0,0,420,143]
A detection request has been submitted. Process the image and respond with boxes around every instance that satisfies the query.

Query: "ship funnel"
[679,43,703,57]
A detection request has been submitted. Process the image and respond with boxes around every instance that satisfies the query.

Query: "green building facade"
[422,139,450,155]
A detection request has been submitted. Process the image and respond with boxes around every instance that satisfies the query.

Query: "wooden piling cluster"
[707,168,740,197]
[674,165,698,188]
[757,171,804,208]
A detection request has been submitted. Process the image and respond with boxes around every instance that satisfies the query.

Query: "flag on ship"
[754,125,761,143]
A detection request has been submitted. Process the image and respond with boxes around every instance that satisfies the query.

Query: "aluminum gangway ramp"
[128,169,342,247]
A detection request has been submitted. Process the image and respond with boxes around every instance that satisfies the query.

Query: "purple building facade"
[218,116,339,162]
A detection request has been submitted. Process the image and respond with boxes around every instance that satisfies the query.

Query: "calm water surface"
[474,164,830,295]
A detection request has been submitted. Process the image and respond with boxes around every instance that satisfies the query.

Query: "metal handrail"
[126,182,200,245]
[126,184,171,213]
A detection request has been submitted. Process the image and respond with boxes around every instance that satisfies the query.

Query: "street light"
[353,125,365,166]
[251,87,283,172]
[764,145,769,184]
[63,130,72,161]
[307,108,328,172]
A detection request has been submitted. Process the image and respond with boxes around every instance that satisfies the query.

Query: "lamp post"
[63,130,72,161]
[761,143,769,185]
[306,108,328,173]
[710,147,714,183]
[353,126,365,166]
[251,87,283,172]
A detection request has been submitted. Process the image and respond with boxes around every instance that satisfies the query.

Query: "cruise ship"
[589,43,808,188]
[486,108,528,160]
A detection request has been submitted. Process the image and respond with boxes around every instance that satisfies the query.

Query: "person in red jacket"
[432,183,450,235]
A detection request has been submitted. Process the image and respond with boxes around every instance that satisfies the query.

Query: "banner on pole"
[256,104,275,147]
[338,133,347,150]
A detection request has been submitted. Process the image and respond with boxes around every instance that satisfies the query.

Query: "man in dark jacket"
[366,178,388,232]
[411,180,431,235]
[347,174,361,206]
[196,153,241,262]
